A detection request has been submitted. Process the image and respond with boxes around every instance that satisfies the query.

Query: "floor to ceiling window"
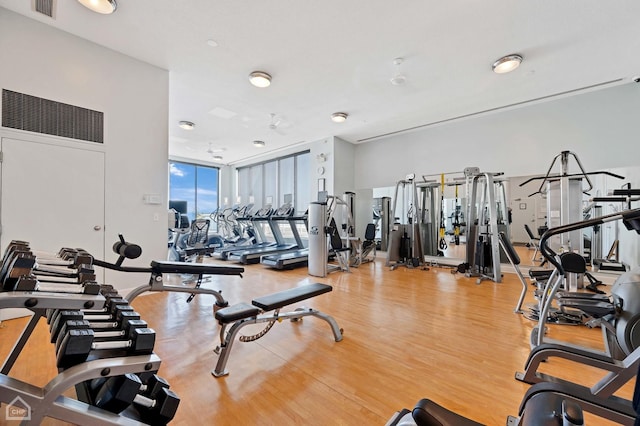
[236,151,310,213]
[169,161,219,222]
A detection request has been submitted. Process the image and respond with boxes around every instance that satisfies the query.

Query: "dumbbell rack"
[0,242,173,425]
[0,292,162,425]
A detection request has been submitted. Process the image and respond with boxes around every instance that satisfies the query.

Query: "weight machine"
[386,174,426,270]
[520,150,624,291]
[308,193,357,278]
[463,171,510,284]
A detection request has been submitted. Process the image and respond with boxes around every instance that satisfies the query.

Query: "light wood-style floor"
[0,254,634,425]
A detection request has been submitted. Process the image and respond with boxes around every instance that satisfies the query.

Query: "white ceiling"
[3,1,640,165]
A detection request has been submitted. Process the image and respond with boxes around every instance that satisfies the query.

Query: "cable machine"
[308,193,356,277]
[520,150,624,290]
[464,171,510,283]
[373,196,391,251]
[386,174,425,270]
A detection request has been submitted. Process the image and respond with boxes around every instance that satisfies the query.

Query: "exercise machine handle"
[539,207,640,275]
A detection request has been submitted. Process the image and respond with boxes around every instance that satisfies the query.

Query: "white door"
[0,137,105,319]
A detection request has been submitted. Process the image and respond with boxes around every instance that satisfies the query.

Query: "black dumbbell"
[48,294,128,327]
[82,296,130,316]
[55,316,146,352]
[57,248,94,268]
[50,305,136,344]
[56,327,156,369]
[93,374,179,424]
[50,303,133,341]
[14,275,101,295]
[0,241,30,269]
[47,293,125,324]
[34,261,96,284]
[86,373,166,410]
[99,284,117,295]
[1,251,36,291]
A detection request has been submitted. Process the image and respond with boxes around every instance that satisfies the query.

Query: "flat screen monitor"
[169,200,188,215]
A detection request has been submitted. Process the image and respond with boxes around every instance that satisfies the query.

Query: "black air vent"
[2,89,104,144]
[34,0,55,18]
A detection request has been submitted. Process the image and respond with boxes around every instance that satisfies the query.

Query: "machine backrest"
[524,224,536,240]
[498,232,521,266]
[187,219,210,247]
[364,223,376,241]
[328,219,349,252]
[559,252,586,274]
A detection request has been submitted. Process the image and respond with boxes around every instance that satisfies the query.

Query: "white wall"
[333,137,355,196]
[0,8,169,290]
[354,82,640,190]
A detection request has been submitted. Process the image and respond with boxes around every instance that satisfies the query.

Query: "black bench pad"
[184,247,216,257]
[252,283,332,311]
[215,303,260,323]
[150,260,244,276]
[529,268,553,279]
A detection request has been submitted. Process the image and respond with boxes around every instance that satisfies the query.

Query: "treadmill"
[227,202,298,264]
[216,205,273,260]
[261,210,309,269]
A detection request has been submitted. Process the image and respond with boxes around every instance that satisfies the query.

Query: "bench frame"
[211,284,343,377]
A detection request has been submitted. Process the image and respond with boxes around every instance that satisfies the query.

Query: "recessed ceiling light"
[253,140,266,148]
[492,54,523,74]
[206,39,219,47]
[390,74,407,86]
[249,71,272,88]
[331,112,348,123]
[390,57,407,86]
[211,155,223,162]
[77,0,117,14]
[178,120,195,130]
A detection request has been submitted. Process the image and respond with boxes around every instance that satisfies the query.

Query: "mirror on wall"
[372,163,640,273]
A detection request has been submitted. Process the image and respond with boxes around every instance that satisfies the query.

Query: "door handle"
[94,225,102,231]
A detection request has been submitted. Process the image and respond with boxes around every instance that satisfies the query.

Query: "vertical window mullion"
[194,167,198,218]
[293,155,298,210]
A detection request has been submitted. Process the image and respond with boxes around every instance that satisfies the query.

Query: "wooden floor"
[0,254,634,425]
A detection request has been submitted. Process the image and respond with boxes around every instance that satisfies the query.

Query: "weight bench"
[124,260,244,306]
[211,283,343,377]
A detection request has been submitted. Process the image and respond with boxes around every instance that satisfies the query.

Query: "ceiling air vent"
[2,89,104,144]
[33,0,56,18]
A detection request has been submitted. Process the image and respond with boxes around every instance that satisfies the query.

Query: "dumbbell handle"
[92,338,137,351]
[88,321,121,329]
[133,394,156,409]
[83,313,124,321]
[93,330,129,339]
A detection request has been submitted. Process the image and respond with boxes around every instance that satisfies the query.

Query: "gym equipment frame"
[211,283,343,377]
[93,235,244,307]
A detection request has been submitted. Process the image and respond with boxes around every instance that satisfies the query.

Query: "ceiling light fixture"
[249,71,272,88]
[77,0,117,14]
[211,155,223,162]
[331,112,348,123]
[178,120,195,130]
[492,54,523,74]
[253,140,266,148]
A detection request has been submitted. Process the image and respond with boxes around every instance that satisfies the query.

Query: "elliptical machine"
[512,207,640,425]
